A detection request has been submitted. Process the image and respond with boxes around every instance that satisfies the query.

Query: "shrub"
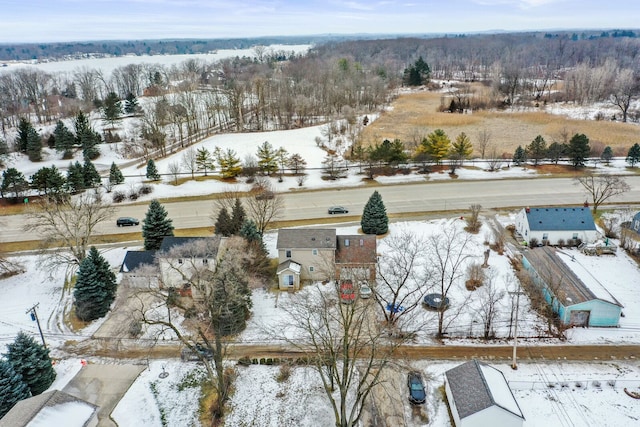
[529,237,539,247]
[139,184,153,195]
[276,364,292,382]
[112,191,126,203]
[556,239,565,247]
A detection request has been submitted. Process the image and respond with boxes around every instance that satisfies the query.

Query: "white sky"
[1,0,639,43]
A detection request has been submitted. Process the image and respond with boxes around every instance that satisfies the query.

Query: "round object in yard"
[423,293,450,310]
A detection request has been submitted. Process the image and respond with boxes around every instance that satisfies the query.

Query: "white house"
[515,206,598,246]
[444,360,525,427]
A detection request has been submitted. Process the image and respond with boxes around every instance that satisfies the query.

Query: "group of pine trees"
[0,332,56,418]
[513,134,640,168]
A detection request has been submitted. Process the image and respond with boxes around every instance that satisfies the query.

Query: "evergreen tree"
[567,133,590,168]
[419,129,451,164]
[73,247,118,321]
[361,190,389,235]
[230,198,246,235]
[146,159,161,180]
[102,91,122,129]
[53,120,75,159]
[66,161,85,193]
[0,168,29,202]
[74,111,101,161]
[109,162,125,184]
[211,251,252,336]
[215,207,233,237]
[239,219,263,244]
[16,117,31,153]
[547,142,565,164]
[195,147,214,176]
[30,165,66,199]
[256,141,278,175]
[4,332,56,396]
[142,199,174,250]
[26,125,42,162]
[451,132,473,165]
[402,56,431,86]
[82,159,101,188]
[512,145,527,166]
[0,359,31,418]
[526,135,547,166]
[215,148,242,178]
[124,92,139,115]
[626,143,640,167]
[600,146,614,165]
[287,153,307,175]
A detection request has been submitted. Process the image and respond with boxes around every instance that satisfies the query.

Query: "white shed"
[444,360,524,427]
[515,206,597,246]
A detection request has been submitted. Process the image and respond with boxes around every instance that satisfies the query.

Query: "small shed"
[444,360,524,427]
[0,389,98,427]
[515,206,597,246]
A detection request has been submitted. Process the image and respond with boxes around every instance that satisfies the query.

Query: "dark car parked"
[116,217,139,227]
[328,206,349,214]
[180,343,214,362]
[407,371,426,404]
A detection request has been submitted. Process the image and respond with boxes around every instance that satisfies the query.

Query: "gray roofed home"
[276,228,337,250]
[444,360,524,427]
[0,389,98,427]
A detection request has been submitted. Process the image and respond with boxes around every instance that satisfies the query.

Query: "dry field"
[362,90,639,157]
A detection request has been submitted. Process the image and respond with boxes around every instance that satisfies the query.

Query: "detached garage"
[445,360,524,427]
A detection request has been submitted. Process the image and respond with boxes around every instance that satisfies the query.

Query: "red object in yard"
[339,280,356,304]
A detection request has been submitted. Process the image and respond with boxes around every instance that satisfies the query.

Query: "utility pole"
[509,285,524,370]
[26,303,46,348]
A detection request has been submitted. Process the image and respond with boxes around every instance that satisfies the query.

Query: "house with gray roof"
[444,360,524,427]
[515,206,598,246]
[0,389,98,427]
[275,229,377,290]
[120,250,158,288]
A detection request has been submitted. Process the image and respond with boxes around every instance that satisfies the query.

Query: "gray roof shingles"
[120,250,156,272]
[276,229,337,249]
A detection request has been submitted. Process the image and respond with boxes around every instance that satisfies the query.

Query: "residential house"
[621,211,640,254]
[119,250,158,288]
[276,229,336,290]
[515,206,598,246]
[276,229,377,290]
[521,246,623,327]
[444,360,525,427]
[335,234,377,282]
[157,236,226,300]
[0,390,98,427]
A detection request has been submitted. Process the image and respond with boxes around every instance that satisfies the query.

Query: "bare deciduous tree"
[245,180,284,234]
[276,284,405,427]
[167,161,181,185]
[574,172,630,213]
[181,147,198,179]
[465,204,482,233]
[473,270,505,339]
[609,68,638,123]
[24,191,115,275]
[476,129,491,159]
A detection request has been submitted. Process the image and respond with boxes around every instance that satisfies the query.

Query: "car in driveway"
[328,206,349,214]
[116,217,139,227]
[359,282,372,299]
[180,343,214,362]
[407,371,426,404]
[339,280,356,304]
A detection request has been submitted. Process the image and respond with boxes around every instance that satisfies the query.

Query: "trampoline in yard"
[423,293,450,310]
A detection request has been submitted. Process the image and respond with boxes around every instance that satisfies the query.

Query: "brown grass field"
[361,90,640,157]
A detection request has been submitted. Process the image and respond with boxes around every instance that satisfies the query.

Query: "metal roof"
[524,207,596,232]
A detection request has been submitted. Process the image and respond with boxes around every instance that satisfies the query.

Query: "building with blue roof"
[515,206,598,246]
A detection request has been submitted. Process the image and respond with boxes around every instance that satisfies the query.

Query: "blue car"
[407,371,426,404]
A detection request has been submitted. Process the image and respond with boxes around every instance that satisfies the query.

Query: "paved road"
[3,176,640,243]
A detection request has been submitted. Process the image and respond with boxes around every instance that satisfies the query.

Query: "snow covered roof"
[276,260,302,274]
[0,390,97,427]
[523,206,596,231]
[556,251,623,307]
[445,360,524,420]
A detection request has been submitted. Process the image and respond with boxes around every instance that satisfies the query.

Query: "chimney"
[525,207,530,213]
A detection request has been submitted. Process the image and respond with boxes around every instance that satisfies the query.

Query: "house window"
[312,249,318,256]
[309,266,315,272]
[285,275,294,286]
[178,259,183,264]
[345,239,350,247]
[542,233,549,240]
[286,250,292,258]
[203,259,208,265]
[573,233,579,239]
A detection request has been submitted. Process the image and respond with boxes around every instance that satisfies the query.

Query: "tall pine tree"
[215,207,233,237]
[626,143,640,167]
[83,158,101,188]
[142,199,174,250]
[66,161,85,193]
[53,120,75,159]
[361,190,388,235]
[567,133,590,168]
[230,198,246,235]
[109,162,125,184]
[4,332,56,396]
[74,247,118,321]
[146,159,161,180]
[26,125,42,162]
[16,118,31,153]
[0,359,31,418]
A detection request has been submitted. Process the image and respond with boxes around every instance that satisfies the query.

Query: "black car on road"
[328,206,349,214]
[116,217,139,227]
[407,371,426,404]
